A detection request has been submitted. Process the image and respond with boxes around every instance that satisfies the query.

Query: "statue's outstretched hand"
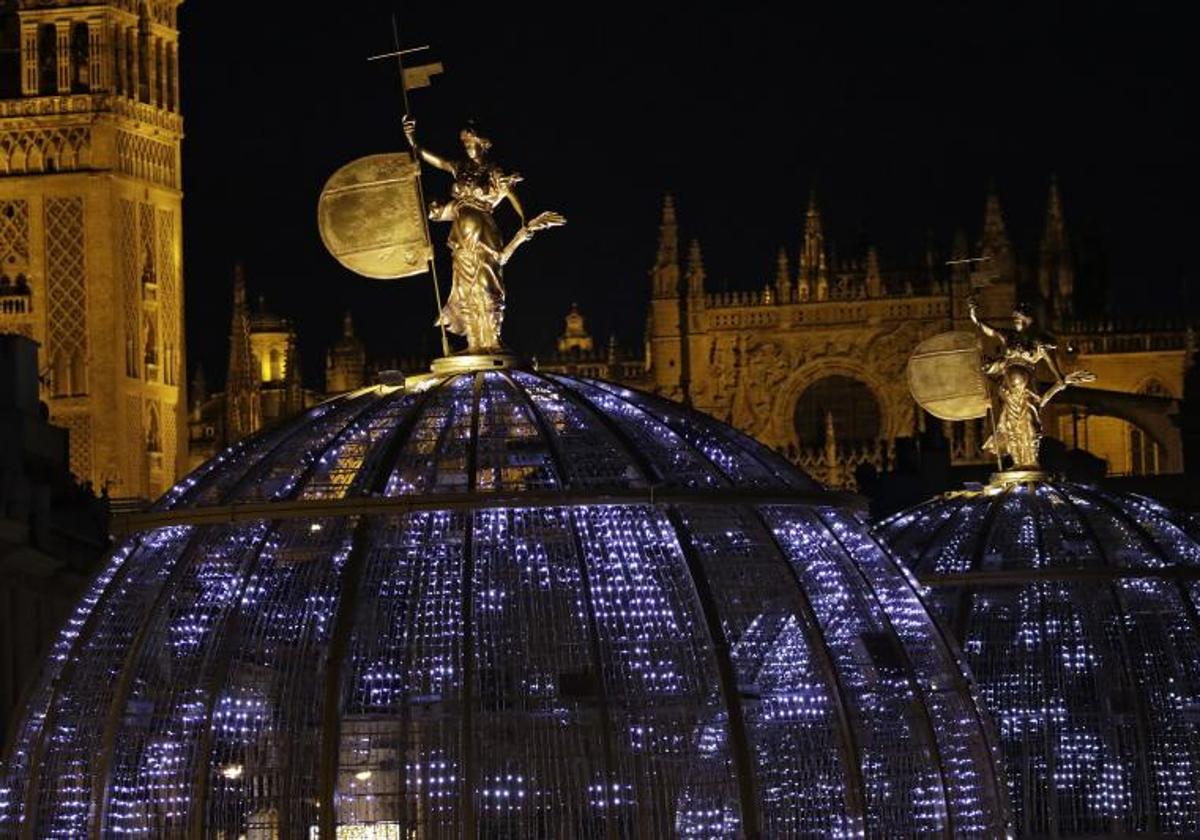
[1064,369,1096,386]
[525,211,566,233]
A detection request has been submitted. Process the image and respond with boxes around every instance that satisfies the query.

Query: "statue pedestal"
[989,469,1048,487]
[430,352,524,375]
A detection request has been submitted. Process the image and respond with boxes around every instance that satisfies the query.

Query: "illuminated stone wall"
[0,1,184,498]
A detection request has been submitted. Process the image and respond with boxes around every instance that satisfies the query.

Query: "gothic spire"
[652,194,680,299]
[1039,175,1074,319]
[686,238,706,300]
[284,330,303,414]
[799,190,829,300]
[342,310,355,338]
[224,261,260,443]
[865,246,882,298]
[190,363,207,413]
[978,180,1014,278]
[775,247,791,303]
[950,228,970,285]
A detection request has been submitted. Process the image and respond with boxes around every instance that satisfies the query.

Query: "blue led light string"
[906,492,997,647]
[747,507,870,832]
[152,395,352,512]
[878,496,1013,838]
[314,380,442,838]
[662,506,762,836]
[1,536,146,835]
[572,375,869,832]
[525,371,660,485]
[499,370,622,840]
[19,527,199,840]
[83,527,224,838]
[1060,483,1200,832]
[90,385,396,837]
[179,522,280,838]
[459,371,483,834]
[562,373,878,831]
[384,373,472,495]
[810,507,957,838]
[179,387,408,834]
[1049,485,1157,832]
[581,377,808,491]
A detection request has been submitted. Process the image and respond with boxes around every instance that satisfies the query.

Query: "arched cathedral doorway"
[794,375,881,446]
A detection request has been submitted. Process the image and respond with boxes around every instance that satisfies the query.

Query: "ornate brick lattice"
[126,393,145,497]
[161,400,176,477]
[0,199,30,271]
[116,131,177,189]
[157,207,177,385]
[45,197,87,396]
[120,199,138,377]
[139,203,159,377]
[52,411,92,481]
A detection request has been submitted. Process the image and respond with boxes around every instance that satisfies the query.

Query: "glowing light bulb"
[220,763,244,780]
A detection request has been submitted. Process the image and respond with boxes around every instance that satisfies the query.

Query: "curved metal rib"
[663,506,762,838]
[811,508,956,838]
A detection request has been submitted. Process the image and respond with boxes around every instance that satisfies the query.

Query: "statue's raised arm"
[967,294,999,339]
[402,117,455,175]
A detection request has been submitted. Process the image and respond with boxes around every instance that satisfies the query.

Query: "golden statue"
[403,117,565,352]
[969,297,1094,468]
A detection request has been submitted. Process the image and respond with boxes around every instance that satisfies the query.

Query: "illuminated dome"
[2,369,1008,838]
[877,479,1200,836]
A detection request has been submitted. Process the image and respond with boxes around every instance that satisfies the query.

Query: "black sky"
[179,2,1196,390]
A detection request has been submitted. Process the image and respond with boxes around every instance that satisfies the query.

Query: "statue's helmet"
[460,121,492,152]
[1012,301,1034,327]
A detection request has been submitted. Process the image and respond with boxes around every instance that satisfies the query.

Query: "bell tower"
[0,0,184,499]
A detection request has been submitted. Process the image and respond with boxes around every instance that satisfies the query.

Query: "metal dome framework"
[878,480,1200,837]
[3,370,1007,838]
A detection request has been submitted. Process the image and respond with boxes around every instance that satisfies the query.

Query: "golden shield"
[318,153,432,279]
[907,331,990,420]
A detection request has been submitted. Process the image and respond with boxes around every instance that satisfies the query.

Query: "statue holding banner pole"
[403,117,565,352]
[319,27,563,356]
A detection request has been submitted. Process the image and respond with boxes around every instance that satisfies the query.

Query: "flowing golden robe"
[432,160,520,351]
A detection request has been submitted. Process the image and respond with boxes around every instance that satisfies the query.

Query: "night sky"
[179,2,1195,390]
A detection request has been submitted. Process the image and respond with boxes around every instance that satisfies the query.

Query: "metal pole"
[390,14,451,358]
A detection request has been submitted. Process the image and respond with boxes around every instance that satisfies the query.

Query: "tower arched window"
[166,44,176,111]
[136,9,150,103]
[71,22,90,92]
[154,37,164,107]
[37,24,57,95]
[69,353,86,395]
[146,404,161,453]
[125,27,135,100]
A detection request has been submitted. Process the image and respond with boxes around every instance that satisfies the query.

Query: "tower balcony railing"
[0,293,31,316]
[0,93,182,133]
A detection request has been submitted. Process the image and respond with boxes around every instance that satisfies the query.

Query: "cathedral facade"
[589,186,1190,486]
[0,0,184,499]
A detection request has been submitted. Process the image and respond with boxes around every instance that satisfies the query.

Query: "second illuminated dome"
[878,480,1200,836]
